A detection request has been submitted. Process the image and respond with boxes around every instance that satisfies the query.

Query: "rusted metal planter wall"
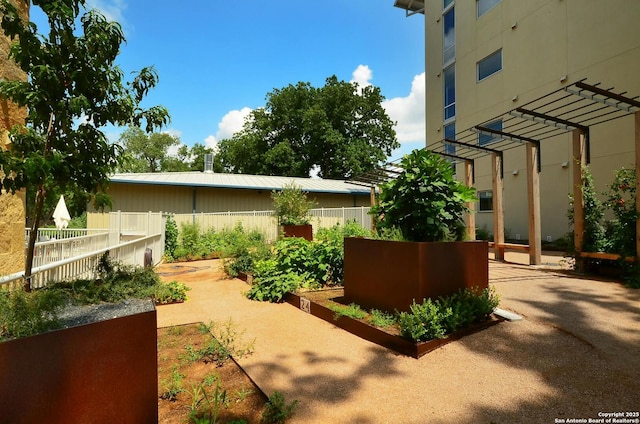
[282,224,313,241]
[0,308,158,424]
[343,237,489,313]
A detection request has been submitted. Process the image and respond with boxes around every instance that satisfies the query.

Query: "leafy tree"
[0,0,170,289]
[118,126,178,172]
[216,76,398,179]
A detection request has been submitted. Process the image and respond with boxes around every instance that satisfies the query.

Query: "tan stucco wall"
[92,183,370,215]
[0,0,28,276]
[425,0,640,240]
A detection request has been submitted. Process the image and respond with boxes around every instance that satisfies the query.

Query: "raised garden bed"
[0,299,158,424]
[283,288,504,359]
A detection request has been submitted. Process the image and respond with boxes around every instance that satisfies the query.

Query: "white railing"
[25,228,110,243]
[31,232,111,269]
[0,233,163,291]
[171,206,372,241]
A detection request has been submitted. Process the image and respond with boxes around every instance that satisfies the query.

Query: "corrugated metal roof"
[109,172,372,195]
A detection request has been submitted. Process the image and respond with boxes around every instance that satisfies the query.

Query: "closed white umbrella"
[52,195,71,230]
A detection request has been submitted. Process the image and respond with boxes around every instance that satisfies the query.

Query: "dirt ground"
[156,257,640,424]
[157,323,266,423]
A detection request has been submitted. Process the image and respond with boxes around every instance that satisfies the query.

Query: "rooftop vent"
[204,154,214,173]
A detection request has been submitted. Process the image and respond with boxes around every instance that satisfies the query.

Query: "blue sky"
[32,1,425,166]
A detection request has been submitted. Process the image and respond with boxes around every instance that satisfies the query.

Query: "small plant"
[328,302,367,320]
[368,309,397,328]
[188,320,255,365]
[271,182,316,226]
[160,365,185,401]
[154,280,190,304]
[187,382,229,424]
[261,391,299,424]
[235,387,254,402]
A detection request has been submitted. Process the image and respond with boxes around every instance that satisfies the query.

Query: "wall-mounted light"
[436,72,441,77]
[560,75,568,83]
[511,22,518,30]
[561,161,569,168]
[512,95,519,102]
[512,169,519,175]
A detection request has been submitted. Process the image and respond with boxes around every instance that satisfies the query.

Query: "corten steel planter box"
[282,224,313,241]
[284,291,502,358]
[343,237,489,314]
[0,301,158,424]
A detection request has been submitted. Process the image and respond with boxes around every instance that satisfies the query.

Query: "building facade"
[96,172,372,214]
[0,0,29,276]
[396,0,640,242]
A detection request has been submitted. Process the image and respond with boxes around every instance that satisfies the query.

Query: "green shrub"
[398,287,499,342]
[0,287,66,341]
[370,149,477,242]
[245,260,305,303]
[164,215,179,260]
[271,182,315,226]
[398,298,451,342]
[261,391,299,424]
[154,281,190,304]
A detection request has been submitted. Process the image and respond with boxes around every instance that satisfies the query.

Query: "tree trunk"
[24,184,46,291]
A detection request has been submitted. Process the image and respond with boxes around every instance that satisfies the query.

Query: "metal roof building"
[98,172,372,214]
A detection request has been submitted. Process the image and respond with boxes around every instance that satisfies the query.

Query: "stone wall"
[0,0,29,276]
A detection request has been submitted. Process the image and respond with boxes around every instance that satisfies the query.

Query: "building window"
[443,7,455,65]
[444,0,454,9]
[478,119,502,146]
[477,0,500,18]
[444,123,456,153]
[444,66,455,120]
[478,190,493,212]
[477,49,502,81]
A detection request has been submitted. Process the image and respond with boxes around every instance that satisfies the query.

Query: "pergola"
[350,80,640,266]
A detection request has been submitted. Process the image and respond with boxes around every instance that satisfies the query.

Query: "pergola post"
[635,111,640,263]
[464,160,476,240]
[491,153,504,260]
[370,186,376,231]
[526,143,542,265]
[572,129,587,272]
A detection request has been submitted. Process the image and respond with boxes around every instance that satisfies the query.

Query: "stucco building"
[394,0,640,246]
[0,0,28,276]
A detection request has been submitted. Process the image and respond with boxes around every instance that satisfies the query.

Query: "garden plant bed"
[157,323,267,423]
[284,288,504,358]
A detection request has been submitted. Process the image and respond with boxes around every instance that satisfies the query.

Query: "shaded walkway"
[156,256,639,423]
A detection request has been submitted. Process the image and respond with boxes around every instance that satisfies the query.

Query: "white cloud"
[204,135,217,151]
[205,107,253,150]
[350,64,373,92]
[382,72,425,144]
[86,0,127,24]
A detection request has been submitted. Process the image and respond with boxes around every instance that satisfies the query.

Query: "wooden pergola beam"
[492,153,505,260]
[464,160,476,240]
[572,129,587,272]
[526,143,542,265]
[635,111,640,263]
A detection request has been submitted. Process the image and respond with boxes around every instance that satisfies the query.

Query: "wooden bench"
[488,242,529,258]
[579,251,636,263]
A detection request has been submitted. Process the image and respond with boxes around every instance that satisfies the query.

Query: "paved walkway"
[156,254,640,424]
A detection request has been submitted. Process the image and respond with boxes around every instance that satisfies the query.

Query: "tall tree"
[119,126,179,172]
[216,76,398,179]
[0,0,170,289]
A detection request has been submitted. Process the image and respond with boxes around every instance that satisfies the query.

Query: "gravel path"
[156,257,640,424]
